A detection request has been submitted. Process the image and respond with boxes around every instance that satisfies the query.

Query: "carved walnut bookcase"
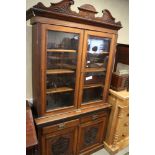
[26,0,122,154]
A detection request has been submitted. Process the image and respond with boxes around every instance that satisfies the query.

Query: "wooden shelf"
[46,69,75,74]
[46,87,74,94]
[48,56,76,60]
[101,51,109,54]
[82,99,103,105]
[85,68,106,73]
[83,84,104,89]
[47,49,76,53]
[57,64,76,69]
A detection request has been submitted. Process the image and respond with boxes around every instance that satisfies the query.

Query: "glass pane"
[46,74,76,89]
[46,92,74,110]
[84,72,106,85]
[86,36,111,68]
[47,31,79,50]
[46,30,79,111]
[82,87,103,104]
[47,52,77,70]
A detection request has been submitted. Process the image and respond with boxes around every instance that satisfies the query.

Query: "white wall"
[26,0,129,99]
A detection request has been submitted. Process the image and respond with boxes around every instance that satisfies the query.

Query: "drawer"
[80,111,108,124]
[42,119,79,135]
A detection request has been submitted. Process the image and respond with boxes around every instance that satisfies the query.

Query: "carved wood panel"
[84,127,98,146]
[51,137,70,155]
[43,127,77,155]
[77,117,107,154]
[26,0,122,30]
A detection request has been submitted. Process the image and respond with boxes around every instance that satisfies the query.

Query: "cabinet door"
[41,124,78,155]
[78,31,117,107]
[40,24,84,115]
[77,117,107,154]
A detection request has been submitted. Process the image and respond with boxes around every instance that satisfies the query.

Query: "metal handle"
[58,123,65,129]
[92,114,98,120]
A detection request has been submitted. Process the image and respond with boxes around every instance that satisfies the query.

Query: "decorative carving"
[84,127,98,146]
[33,0,77,15]
[96,10,121,27]
[112,133,119,148]
[26,0,122,30]
[112,107,123,148]
[52,137,69,155]
[118,107,123,118]
[96,10,114,23]
[78,4,98,19]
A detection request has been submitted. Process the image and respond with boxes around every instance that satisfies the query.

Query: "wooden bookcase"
[27,0,122,154]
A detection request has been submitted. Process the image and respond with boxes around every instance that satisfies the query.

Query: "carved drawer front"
[41,119,79,155]
[42,119,79,135]
[80,111,108,124]
[77,116,107,154]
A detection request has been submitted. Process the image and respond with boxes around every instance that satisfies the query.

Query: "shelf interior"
[83,83,104,89]
[47,49,76,53]
[46,69,75,74]
[46,87,74,94]
[85,68,106,73]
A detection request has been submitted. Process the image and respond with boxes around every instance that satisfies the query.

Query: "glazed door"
[40,24,83,115]
[78,30,117,107]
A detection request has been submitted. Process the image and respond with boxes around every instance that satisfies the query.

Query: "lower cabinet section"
[45,128,77,155]
[39,110,109,155]
[77,117,106,155]
[41,119,79,155]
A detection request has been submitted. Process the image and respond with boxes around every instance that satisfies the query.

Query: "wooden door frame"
[78,30,117,108]
[40,24,84,116]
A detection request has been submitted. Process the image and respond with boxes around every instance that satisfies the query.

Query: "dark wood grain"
[26,0,122,30]
[35,103,111,128]
[111,73,129,91]
[26,103,38,149]
[41,121,78,155]
[114,43,129,71]
[77,117,106,154]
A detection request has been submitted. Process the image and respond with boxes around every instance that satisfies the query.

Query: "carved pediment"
[78,4,98,19]
[96,9,122,27]
[33,0,77,15]
[26,0,122,30]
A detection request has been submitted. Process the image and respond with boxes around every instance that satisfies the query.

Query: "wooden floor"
[92,146,129,155]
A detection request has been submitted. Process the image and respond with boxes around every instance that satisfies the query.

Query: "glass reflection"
[84,72,106,85]
[82,87,103,103]
[47,31,79,50]
[46,92,74,110]
[86,36,110,68]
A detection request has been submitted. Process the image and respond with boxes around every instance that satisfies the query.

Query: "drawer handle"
[122,134,126,137]
[124,123,128,126]
[92,115,98,120]
[58,123,65,129]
